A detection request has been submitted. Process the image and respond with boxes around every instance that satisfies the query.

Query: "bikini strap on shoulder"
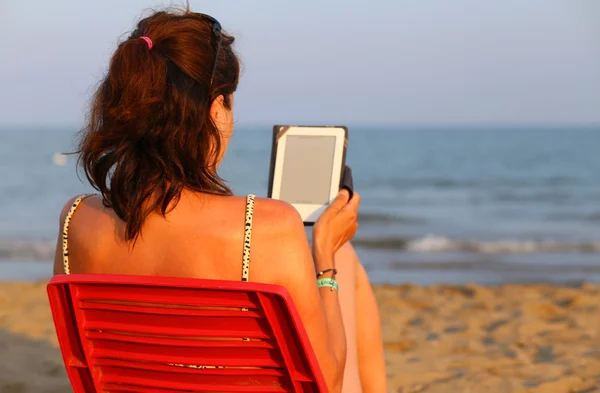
[241,194,255,282]
[62,194,94,275]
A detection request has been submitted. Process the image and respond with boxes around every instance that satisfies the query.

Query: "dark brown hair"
[78,8,240,241]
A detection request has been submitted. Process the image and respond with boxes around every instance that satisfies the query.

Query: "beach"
[1,280,599,393]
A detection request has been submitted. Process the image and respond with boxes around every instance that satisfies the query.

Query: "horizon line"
[1,122,599,131]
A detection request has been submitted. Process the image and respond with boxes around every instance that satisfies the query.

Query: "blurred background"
[1,0,599,284]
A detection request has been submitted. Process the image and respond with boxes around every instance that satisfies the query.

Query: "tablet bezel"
[268,125,348,224]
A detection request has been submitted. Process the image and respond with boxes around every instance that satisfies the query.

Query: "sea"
[1,125,599,285]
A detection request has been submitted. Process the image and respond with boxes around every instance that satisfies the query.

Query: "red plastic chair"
[47,274,328,392]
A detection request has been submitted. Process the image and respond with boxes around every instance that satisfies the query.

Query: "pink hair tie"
[140,36,153,50]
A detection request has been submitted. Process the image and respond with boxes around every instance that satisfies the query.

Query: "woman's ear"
[209,95,225,123]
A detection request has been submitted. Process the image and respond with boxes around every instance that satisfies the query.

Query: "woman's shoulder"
[58,194,100,223]
[251,196,304,233]
[250,197,308,255]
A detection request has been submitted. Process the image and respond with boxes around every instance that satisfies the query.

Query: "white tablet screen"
[279,135,337,205]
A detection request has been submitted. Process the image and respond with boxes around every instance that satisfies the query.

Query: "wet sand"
[1,281,599,392]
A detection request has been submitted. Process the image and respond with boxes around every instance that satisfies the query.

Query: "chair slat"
[74,284,260,309]
[95,358,288,377]
[100,366,291,392]
[82,309,272,338]
[79,301,263,318]
[86,331,276,349]
[105,384,286,393]
[89,339,286,368]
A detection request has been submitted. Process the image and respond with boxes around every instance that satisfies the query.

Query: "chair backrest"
[47,274,327,392]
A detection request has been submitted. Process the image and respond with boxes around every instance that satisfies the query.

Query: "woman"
[53,8,386,392]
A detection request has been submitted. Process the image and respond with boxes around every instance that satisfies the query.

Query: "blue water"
[1,125,599,284]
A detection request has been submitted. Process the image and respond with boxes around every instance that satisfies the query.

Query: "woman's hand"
[313,189,360,261]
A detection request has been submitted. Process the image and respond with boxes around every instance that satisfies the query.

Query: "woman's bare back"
[53,190,293,286]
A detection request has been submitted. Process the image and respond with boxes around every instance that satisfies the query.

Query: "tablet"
[268,125,348,224]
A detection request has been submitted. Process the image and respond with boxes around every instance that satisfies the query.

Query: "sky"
[1,0,599,127]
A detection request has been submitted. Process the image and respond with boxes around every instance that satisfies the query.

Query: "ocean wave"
[0,240,55,261]
[3,234,600,262]
[545,212,600,222]
[493,191,572,203]
[386,176,583,190]
[353,234,600,254]
[358,212,424,225]
[389,178,480,189]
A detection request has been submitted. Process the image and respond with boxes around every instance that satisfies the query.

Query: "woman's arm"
[265,191,359,392]
[272,208,347,392]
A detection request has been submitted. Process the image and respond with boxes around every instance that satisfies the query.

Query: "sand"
[1,281,599,393]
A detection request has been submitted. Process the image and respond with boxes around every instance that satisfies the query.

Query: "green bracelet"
[317,278,339,291]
